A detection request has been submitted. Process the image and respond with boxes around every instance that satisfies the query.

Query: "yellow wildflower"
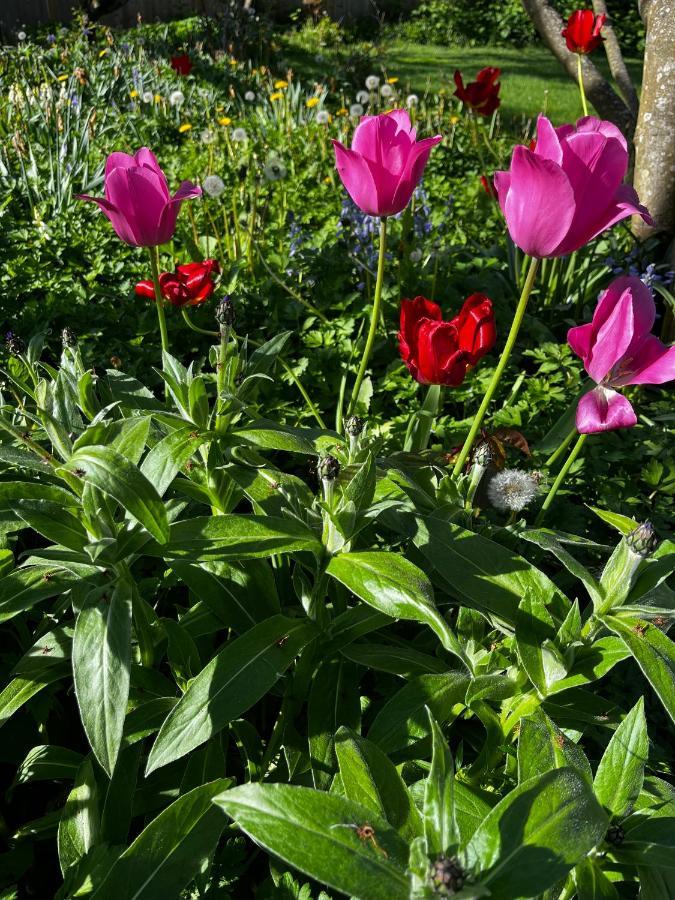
[274,79,288,89]
[130,89,139,99]
[216,105,224,112]
[336,107,348,116]
[57,74,68,82]
[179,123,192,133]
[229,58,238,66]
[450,115,459,125]
[269,92,283,102]
[323,176,332,184]
[306,97,319,108]
[99,48,109,57]
[154,94,161,103]
[387,77,398,84]
[218,116,232,126]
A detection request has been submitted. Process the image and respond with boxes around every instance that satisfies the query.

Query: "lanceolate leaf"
[517,708,593,785]
[57,757,100,876]
[0,566,80,623]
[308,658,361,790]
[73,580,132,776]
[146,616,316,774]
[214,783,410,900]
[594,697,648,819]
[424,709,457,856]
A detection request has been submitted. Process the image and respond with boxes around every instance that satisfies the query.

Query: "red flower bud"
[170,54,193,76]
[561,10,606,54]
[136,259,220,307]
[453,67,501,117]
[399,294,496,386]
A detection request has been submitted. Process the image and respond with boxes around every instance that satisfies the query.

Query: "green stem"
[280,359,327,430]
[452,256,540,476]
[545,425,578,469]
[348,216,387,417]
[577,54,589,117]
[181,308,219,337]
[149,246,169,355]
[535,433,588,525]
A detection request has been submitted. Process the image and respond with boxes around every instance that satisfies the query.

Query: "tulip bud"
[5,332,26,357]
[61,326,77,348]
[431,855,466,894]
[215,295,235,329]
[626,521,658,557]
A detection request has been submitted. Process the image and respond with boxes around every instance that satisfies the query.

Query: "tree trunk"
[521,0,635,135]
[593,0,640,118]
[632,0,675,248]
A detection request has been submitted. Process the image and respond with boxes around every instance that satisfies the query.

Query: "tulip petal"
[134,280,156,299]
[593,276,656,344]
[534,116,563,165]
[454,293,496,363]
[576,116,627,153]
[586,288,636,383]
[105,152,137,180]
[493,170,510,216]
[567,322,594,363]
[351,114,413,173]
[332,141,381,216]
[503,146,576,257]
[79,184,140,246]
[576,386,637,433]
[125,168,169,246]
[171,180,203,203]
[417,320,466,385]
[391,135,442,214]
[619,335,675,386]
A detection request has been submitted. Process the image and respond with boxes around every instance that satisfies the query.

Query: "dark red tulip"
[136,259,220,307]
[480,175,497,200]
[170,54,193,76]
[562,10,606,54]
[399,294,496,386]
[453,67,501,117]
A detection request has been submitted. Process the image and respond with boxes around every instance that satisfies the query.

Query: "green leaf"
[520,529,602,606]
[465,768,608,898]
[574,858,619,899]
[100,744,141,845]
[587,506,638,536]
[517,708,592,785]
[594,697,648,819]
[91,780,228,900]
[334,727,422,842]
[515,594,563,697]
[162,618,201,692]
[140,426,208,497]
[0,566,80,623]
[0,670,66,729]
[146,616,316,774]
[340,642,447,678]
[214,783,410,900]
[63,446,169,544]
[73,580,132,777]
[308,659,360,790]
[12,745,83,787]
[603,614,675,725]
[326,551,467,666]
[233,419,316,455]
[368,672,469,753]
[14,499,89,551]
[543,636,630,696]
[57,758,100,876]
[424,709,457,856]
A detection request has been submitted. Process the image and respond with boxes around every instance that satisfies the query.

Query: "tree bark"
[521,0,635,135]
[632,0,675,246]
[593,0,640,118]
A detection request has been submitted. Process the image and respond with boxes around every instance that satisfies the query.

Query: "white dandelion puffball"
[263,158,287,181]
[142,91,153,103]
[169,90,184,107]
[380,83,394,98]
[409,248,423,263]
[203,175,225,197]
[406,94,419,107]
[349,103,364,118]
[244,90,256,102]
[232,127,248,142]
[18,31,27,41]
[201,128,216,144]
[487,470,540,512]
[316,110,330,125]
[356,90,370,105]
[365,75,380,90]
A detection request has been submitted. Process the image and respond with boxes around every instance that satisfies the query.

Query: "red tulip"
[480,175,497,199]
[136,259,220,307]
[453,67,501,117]
[562,10,606,54]
[170,54,193,76]
[399,294,496,386]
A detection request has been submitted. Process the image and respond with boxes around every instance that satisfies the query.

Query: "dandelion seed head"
[356,90,370,105]
[169,90,184,107]
[349,103,364,117]
[406,94,419,107]
[487,469,539,512]
[365,75,380,90]
[316,110,330,125]
[232,127,248,142]
[244,90,256,102]
[380,83,394,98]
[203,175,225,197]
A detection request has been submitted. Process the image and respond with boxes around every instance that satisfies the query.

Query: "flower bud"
[5,332,26,356]
[215,295,235,328]
[344,415,364,437]
[606,824,624,846]
[432,855,466,894]
[626,521,658,557]
[318,455,340,481]
[470,438,493,468]
[61,326,77,347]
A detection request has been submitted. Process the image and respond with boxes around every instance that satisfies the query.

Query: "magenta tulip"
[568,275,675,433]
[494,116,652,258]
[79,148,201,247]
[331,110,441,217]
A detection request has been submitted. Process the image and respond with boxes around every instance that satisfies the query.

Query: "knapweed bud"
[470,438,493,468]
[344,415,364,437]
[215,295,235,328]
[5,332,26,356]
[318,455,340,481]
[432,855,466,895]
[606,824,624,846]
[626,521,658,557]
[61,326,77,347]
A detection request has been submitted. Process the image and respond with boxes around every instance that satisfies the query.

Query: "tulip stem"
[545,425,578,469]
[452,255,540,476]
[149,246,170,356]
[181,308,219,337]
[348,216,387,417]
[576,54,589,117]
[535,433,587,525]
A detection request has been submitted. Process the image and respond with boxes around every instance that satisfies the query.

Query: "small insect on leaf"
[330,823,388,857]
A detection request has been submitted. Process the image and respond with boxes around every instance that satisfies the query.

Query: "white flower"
[201,128,216,144]
[169,90,185,107]
[365,75,380,90]
[356,90,370,105]
[487,470,540,512]
[142,91,153,103]
[380,83,394,98]
[406,94,419,107]
[18,31,26,41]
[349,103,364,118]
[203,174,225,197]
[316,110,330,125]
[409,249,423,263]
[244,90,256,102]
[263,157,287,181]
[232,127,248,142]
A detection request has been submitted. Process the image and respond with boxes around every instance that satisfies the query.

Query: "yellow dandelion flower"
[130,89,139,99]
[274,79,288,89]
[269,92,283,102]
[323,176,332,184]
[336,107,348,116]
[218,116,232,126]
[154,94,161,103]
[387,76,398,84]
[179,123,192,133]
[306,97,319,108]
[229,58,238,66]
[99,48,109,57]
[57,74,68,82]
[450,115,459,125]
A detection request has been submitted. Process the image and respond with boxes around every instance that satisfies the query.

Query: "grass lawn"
[380,42,642,126]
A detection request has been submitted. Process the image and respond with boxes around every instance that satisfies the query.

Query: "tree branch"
[593,0,639,118]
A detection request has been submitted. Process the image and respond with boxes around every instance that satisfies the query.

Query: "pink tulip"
[494,116,652,258]
[331,110,441,217]
[568,275,675,433]
[79,148,201,247]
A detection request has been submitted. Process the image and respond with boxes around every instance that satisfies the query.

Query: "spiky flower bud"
[487,469,539,512]
[470,438,493,468]
[344,415,364,437]
[61,326,77,347]
[215,296,235,328]
[318,455,340,481]
[432,855,466,895]
[5,332,26,357]
[606,824,624,846]
[626,521,658,557]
